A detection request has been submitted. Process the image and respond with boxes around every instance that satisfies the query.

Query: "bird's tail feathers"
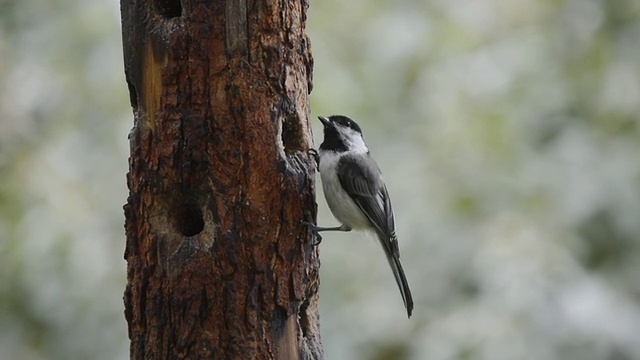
[378,233,414,318]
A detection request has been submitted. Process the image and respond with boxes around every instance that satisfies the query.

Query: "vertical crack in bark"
[127,78,139,108]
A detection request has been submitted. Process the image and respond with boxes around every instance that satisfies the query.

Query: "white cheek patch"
[337,127,368,154]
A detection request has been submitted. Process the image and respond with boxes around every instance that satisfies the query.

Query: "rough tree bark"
[121,0,320,359]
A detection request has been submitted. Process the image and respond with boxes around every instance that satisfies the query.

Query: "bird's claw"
[302,221,320,232]
[307,148,319,171]
[302,220,323,245]
[311,234,322,246]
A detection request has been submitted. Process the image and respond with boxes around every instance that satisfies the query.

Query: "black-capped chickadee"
[309,115,414,318]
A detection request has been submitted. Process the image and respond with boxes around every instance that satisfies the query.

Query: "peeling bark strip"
[120,0,320,359]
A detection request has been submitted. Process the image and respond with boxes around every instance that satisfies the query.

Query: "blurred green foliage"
[1,0,639,359]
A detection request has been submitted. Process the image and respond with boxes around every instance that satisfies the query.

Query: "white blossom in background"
[0,0,639,359]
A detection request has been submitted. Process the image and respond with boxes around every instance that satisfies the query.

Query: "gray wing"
[337,155,399,257]
[338,155,413,317]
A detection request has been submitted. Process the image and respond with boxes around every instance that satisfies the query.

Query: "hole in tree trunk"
[174,198,204,236]
[281,115,305,155]
[155,0,182,19]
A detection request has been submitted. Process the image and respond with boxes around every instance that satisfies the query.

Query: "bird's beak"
[318,116,331,127]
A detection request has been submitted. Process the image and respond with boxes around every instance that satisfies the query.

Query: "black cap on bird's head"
[318,115,366,153]
[318,115,362,134]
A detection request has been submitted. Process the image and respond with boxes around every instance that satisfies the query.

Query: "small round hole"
[175,200,204,236]
[155,0,182,19]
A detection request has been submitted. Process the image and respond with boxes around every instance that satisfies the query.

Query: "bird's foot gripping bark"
[302,221,323,245]
[307,148,319,171]
[302,221,354,245]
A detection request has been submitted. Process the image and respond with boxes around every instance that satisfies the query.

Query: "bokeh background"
[1,0,639,359]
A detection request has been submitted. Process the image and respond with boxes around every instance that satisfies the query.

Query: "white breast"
[318,151,371,229]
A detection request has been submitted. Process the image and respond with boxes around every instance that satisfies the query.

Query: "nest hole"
[281,115,305,155]
[155,0,182,19]
[174,198,204,237]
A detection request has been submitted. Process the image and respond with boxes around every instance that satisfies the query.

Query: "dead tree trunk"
[121,0,320,358]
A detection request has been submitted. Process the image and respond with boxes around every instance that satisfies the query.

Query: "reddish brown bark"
[120,0,320,358]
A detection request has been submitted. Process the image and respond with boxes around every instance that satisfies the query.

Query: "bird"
[308,115,414,318]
